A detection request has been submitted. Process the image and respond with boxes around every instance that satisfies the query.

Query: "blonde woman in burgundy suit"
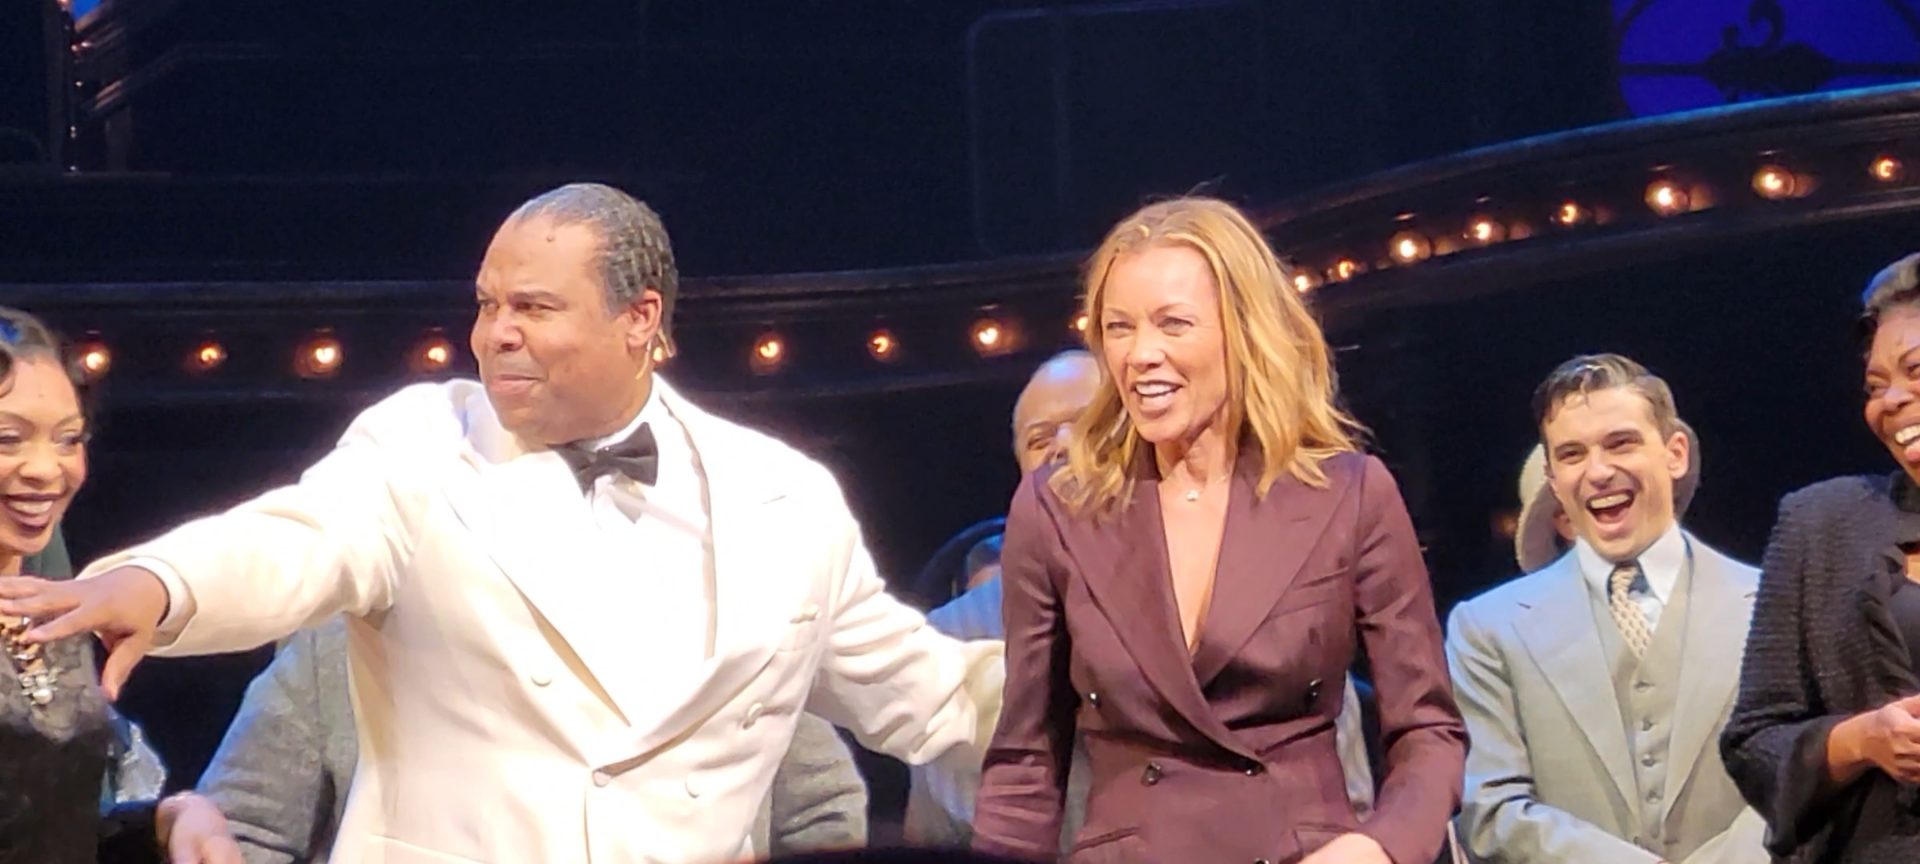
[971,197,1466,864]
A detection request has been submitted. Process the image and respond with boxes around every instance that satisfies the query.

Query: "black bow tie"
[556,423,659,492]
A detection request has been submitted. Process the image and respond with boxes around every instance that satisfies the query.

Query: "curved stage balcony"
[13,83,1920,605]
[14,83,1920,414]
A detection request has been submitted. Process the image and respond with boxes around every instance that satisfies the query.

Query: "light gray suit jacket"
[1446,534,1769,864]
[198,618,869,863]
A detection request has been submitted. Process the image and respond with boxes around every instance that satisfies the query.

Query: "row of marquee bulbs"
[1292,156,1907,292]
[68,317,1051,382]
[70,333,453,382]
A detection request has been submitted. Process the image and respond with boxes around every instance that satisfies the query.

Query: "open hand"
[157,792,244,864]
[0,566,169,699]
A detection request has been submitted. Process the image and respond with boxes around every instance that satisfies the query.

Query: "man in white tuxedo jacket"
[2,183,1002,864]
[1446,354,1766,864]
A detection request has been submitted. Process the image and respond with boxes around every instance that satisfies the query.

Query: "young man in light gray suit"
[155,617,869,863]
[1446,354,1768,864]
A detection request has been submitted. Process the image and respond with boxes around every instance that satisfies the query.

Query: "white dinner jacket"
[84,377,1003,864]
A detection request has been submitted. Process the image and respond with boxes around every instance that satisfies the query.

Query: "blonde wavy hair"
[1051,197,1364,517]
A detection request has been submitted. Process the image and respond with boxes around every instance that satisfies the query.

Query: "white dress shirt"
[580,388,717,666]
[1574,522,1687,632]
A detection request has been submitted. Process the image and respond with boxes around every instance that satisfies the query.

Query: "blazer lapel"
[444,393,658,725]
[1661,538,1753,823]
[1858,489,1920,699]
[666,384,790,662]
[601,380,793,761]
[1511,560,1637,812]
[1078,472,1253,759]
[1192,467,1342,687]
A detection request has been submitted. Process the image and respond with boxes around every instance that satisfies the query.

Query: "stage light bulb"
[867,329,898,361]
[1389,231,1432,263]
[188,340,226,373]
[1466,216,1506,245]
[1872,155,1905,183]
[76,341,110,381]
[296,334,344,379]
[410,334,454,374]
[1331,258,1361,282]
[1291,271,1320,293]
[1553,201,1587,227]
[1071,313,1089,334]
[1752,165,1796,199]
[1645,180,1688,216]
[751,332,786,373]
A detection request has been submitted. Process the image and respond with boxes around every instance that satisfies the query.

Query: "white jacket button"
[743,703,765,729]
[531,670,553,687]
[592,770,611,788]
[685,776,702,798]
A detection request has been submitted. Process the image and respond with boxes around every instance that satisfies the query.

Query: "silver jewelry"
[1,616,54,708]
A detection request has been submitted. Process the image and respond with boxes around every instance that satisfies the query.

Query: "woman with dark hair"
[1723,252,1920,861]
[0,306,162,864]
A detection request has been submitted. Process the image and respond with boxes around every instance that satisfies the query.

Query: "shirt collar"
[588,385,666,452]
[583,383,694,491]
[1574,521,1686,603]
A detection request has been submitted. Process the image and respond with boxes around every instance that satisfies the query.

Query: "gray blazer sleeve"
[197,628,337,864]
[768,714,869,854]
[1446,602,1662,864]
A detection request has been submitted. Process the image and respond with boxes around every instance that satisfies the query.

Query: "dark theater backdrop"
[7,0,1920,830]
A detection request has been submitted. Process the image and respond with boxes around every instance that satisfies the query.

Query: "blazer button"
[685,776,702,798]
[742,702,765,729]
[1142,762,1163,786]
[530,670,553,688]
[1243,761,1264,777]
[591,770,611,788]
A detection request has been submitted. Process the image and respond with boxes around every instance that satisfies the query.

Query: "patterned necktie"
[555,423,659,493]
[1609,561,1653,659]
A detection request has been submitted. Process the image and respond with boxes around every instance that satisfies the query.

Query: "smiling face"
[0,355,87,563]
[1541,386,1688,563]
[470,215,660,446]
[1865,305,1920,481]
[1012,353,1101,474]
[1096,244,1232,449]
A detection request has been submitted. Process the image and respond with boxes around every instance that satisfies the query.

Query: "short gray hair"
[1860,251,1920,352]
[510,183,680,355]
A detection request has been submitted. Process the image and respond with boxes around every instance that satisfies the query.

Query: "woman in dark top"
[1722,251,1920,862]
[0,307,118,864]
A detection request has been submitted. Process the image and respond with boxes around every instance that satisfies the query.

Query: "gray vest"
[1587,563,1694,854]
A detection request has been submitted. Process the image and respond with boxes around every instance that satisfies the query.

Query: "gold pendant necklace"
[0,616,55,708]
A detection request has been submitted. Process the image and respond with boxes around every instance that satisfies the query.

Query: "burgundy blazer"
[972,452,1465,864]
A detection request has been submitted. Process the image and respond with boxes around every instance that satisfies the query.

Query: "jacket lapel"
[1660,537,1754,824]
[1078,471,1253,759]
[1191,466,1343,687]
[1511,559,1637,812]
[608,381,796,761]
[444,389,659,725]
[1859,483,1920,700]
[662,383,790,662]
